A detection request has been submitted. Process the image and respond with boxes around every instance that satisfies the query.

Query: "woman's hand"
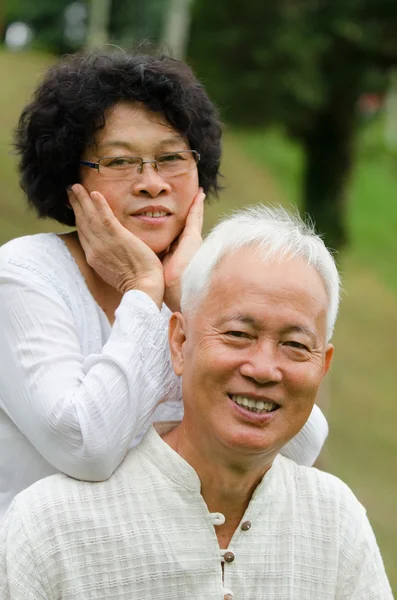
[68,184,164,308]
[162,188,205,313]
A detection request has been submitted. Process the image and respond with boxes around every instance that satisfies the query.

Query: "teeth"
[231,395,277,414]
[140,211,168,217]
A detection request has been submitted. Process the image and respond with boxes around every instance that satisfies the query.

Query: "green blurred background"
[1,0,396,593]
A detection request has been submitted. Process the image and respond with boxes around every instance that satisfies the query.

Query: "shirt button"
[210,512,225,526]
[223,551,235,563]
[224,594,234,600]
[241,520,251,531]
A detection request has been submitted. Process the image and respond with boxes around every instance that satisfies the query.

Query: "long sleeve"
[0,263,181,482]
[279,404,328,466]
[337,505,394,599]
[0,502,49,600]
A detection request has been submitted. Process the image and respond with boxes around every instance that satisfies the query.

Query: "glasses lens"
[156,151,198,177]
[99,156,141,178]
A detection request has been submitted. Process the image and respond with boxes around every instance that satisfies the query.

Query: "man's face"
[169,247,334,460]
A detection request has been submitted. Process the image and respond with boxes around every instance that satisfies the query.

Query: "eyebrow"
[98,136,187,154]
[281,325,318,343]
[219,314,317,342]
[218,314,258,328]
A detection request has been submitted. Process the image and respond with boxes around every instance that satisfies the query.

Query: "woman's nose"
[131,163,172,197]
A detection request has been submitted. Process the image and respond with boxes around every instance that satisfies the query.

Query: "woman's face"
[80,102,199,255]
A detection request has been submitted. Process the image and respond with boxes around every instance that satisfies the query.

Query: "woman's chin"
[122,228,168,254]
[134,231,180,256]
[145,239,172,256]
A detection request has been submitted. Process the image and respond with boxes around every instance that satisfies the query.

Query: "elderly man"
[0,206,392,599]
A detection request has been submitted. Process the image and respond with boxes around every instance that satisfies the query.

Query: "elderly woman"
[0,51,328,519]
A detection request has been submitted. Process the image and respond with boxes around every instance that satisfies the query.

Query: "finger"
[183,188,206,235]
[89,191,122,235]
[69,184,103,240]
[162,237,180,261]
[72,185,124,243]
[70,184,98,221]
[68,188,95,241]
[74,224,90,255]
[67,188,84,221]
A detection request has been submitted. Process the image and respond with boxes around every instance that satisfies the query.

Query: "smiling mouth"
[229,394,280,414]
[134,211,170,218]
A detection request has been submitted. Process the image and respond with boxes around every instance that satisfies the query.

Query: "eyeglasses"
[80,150,200,180]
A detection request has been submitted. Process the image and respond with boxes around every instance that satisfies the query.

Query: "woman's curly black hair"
[14,51,222,226]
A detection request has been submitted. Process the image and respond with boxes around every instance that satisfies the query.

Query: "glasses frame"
[80,150,200,179]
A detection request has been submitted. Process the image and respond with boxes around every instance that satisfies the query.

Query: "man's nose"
[131,162,171,197]
[239,342,283,385]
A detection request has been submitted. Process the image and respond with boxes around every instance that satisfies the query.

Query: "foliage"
[2,0,169,54]
[189,0,397,250]
[190,0,396,131]
[109,0,167,49]
[3,0,80,53]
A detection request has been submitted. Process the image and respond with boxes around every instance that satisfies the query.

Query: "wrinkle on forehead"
[91,101,186,153]
[187,247,329,342]
[209,247,328,305]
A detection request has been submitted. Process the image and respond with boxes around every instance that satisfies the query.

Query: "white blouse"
[0,233,328,519]
[0,425,392,599]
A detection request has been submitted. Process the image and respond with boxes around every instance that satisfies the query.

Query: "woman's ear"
[168,312,187,376]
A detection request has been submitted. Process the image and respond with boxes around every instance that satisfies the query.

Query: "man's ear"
[168,312,187,376]
[323,344,334,376]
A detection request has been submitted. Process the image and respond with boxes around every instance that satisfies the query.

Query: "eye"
[284,341,309,351]
[157,152,185,163]
[225,331,251,339]
[101,157,138,168]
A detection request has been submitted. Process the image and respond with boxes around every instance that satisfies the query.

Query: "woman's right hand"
[68,184,165,308]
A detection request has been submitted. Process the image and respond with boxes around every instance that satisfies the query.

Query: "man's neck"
[162,423,273,548]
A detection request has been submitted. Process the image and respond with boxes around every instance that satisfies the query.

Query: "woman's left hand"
[162,188,205,313]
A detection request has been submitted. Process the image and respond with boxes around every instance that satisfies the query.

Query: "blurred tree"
[109,0,166,49]
[161,0,193,60]
[4,0,83,53]
[3,0,168,54]
[86,0,111,49]
[189,0,397,250]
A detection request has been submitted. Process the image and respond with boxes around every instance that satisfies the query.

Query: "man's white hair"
[181,205,340,342]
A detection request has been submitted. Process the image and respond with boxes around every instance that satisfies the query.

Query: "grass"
[0,49,396,593]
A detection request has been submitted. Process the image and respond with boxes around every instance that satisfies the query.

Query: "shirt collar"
[137,424,202,493]
[137,423,285,505]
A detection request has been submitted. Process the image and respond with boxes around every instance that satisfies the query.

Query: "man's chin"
[222,430,285,461]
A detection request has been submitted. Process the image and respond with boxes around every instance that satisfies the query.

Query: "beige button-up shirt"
[0,424,392,599]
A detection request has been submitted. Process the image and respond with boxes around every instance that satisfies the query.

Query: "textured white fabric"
[0,424,392,600]
[0,233,328,520]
